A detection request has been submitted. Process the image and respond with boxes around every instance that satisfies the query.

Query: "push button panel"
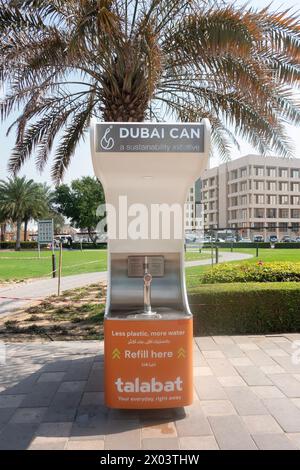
[127,256,164,277]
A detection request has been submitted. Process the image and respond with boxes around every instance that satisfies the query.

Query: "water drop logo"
[100,125,114,151]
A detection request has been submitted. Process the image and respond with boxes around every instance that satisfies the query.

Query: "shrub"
[201,262,300,284]
[203,242,271,249]
[71,242,107,250]
[275,243,300,249]
[0,241,38,249]
[0,241,107,250]
[189,282,300,335]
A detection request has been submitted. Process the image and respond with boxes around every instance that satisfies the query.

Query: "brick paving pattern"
[0,335,300,450]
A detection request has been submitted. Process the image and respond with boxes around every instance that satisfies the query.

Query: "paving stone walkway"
[1,334,299,450]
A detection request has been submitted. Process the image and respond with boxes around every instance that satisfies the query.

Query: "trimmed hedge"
[203,242,271,249]
[275,243,300,249]
[71,242,107,249]
[203,242,300,249]
[0,241,38,249]
[0,241,107,250]
[201,262,300,284]
[189,282,300,335]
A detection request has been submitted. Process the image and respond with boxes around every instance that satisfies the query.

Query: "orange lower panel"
[104,317,193,409]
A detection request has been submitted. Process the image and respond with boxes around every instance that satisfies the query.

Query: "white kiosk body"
[91,121,210,409]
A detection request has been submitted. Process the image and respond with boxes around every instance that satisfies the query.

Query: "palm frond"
[1,0,300,181]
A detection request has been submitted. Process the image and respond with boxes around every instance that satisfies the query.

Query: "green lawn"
[185,250,212,262]
[0,248,211,281]
[220,247,300,263]
[0,249,108,281]
[186,247,300,288]
[1,247,299,282]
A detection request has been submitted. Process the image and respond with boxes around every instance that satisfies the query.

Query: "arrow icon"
[177,347,186,359]
[112,348,121,360]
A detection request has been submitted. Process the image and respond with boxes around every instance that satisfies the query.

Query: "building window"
[230,183,238,193]
[240,181,247,191]
[279,209,289,218]
[253,222,264,228]
[279,168,288,178]
[292,196,300,205]
[240,167,247,177]
[267,181,276,191]
[255,166,264,176]
[241,209,247,220]
[230,170,238,180]
[255,194,264,204]
[291,209,300,218]
[255,180,264,190]
[209,189,215,198]
[279,182,288,191]
[279,195,289,204]
[266,208,277,218]
[267,195,277,205]
[240,195,247,205]
[291,169,299,179]
[209,177,215,186]
[254,208,264,218]
[267,167,276,177]
[292,183,300,192]
[279,222,288,232]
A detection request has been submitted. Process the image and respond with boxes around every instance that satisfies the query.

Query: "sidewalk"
[0,251,253,317]
[0,334,299,450]
[0,272,107,317]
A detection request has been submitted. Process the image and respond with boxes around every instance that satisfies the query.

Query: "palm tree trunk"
[24,218,28,241]
[88,228,97,244]
[15,220,22,251]
[0,223,6,242]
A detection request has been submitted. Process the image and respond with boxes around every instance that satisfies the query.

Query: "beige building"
[201,154,300,239]
[185,178,202,231]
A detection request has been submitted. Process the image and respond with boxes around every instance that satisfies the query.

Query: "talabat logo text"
[115,376,183,393]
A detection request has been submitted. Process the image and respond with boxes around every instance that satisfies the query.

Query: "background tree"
[54,176,105,243]
[0,176,48,250]
[50,211,65,236]
[1,1,300,182]
[23,183,51,241]
[0,207,6,242]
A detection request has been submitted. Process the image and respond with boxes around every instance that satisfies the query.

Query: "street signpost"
[37,219,54,245]
[37,219,56,277]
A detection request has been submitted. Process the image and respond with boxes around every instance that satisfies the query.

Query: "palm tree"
[1,1,300,183]
[23,183,50,241]
[0,208,6,242]
[0,177,48,250]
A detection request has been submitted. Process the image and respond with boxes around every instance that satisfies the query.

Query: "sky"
[0,0,299,186]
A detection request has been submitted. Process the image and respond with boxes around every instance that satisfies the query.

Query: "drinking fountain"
[90,121,210,408]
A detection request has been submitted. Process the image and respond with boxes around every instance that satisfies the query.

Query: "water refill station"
[90,121,210,409]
